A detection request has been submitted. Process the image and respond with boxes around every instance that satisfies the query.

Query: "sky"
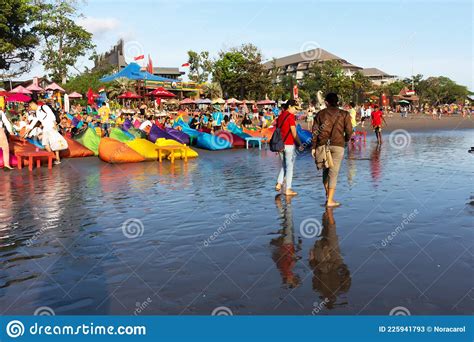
[25,0,473,89]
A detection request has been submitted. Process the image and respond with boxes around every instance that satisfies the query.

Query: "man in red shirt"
[371,105,386,144]
[275,99,303,196]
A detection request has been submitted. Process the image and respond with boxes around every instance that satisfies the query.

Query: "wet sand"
[298,115,474,133]
[0,130,472,316]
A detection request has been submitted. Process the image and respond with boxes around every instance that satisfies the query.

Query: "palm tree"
[202,82,222,99]
[107,78,136,99]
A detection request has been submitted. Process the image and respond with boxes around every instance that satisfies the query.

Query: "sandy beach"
[298,115,474,133]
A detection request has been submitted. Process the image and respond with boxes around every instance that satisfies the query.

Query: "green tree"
[423,76,470,105]
[106,78,136,99]
[351,71,372,103]
[187,50,213,84]
[64,64,114,95]
[0,0,39,78]
[301,61,348,104]
[35,0,95,84]
[202,82,222,99]
[300,61,371,104]
[213,43,270,99]
[267,59,293,101]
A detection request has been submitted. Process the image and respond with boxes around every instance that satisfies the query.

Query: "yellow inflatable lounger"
[126,139,159,161]
[155,138,198,159]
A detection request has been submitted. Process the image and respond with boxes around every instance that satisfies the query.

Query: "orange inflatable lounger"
[61,137,95,158]
[98,138,145,163]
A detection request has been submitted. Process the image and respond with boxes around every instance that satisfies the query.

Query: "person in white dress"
[24,101,68,164]
[0,109,14,169]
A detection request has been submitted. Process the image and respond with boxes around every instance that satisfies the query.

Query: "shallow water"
[1,130,473,315]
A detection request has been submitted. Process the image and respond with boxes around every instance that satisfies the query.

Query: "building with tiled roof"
[263,48,362,84]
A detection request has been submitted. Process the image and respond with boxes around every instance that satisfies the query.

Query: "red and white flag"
[147,55,153,74]
[293,85,299,99]
[181,63,190,67]
[134,55,145,61]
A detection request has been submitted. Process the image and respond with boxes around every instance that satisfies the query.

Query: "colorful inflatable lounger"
[227,123,259,147]
[110,127,134,143]
[175,120,231,150]
[74,128,101,156]
[165,127,190,145]
[215,130,246,148]
[128,128,147,139]
[242,127,275,142]
[148,124,175,143]
[99,138,145,163]
[60,137,94,158]
[196,132,232,150]
[297,124,312,147]
[126,138,160,161]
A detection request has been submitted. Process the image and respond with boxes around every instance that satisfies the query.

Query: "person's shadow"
[309,208,351,309]
[270,194,302,289]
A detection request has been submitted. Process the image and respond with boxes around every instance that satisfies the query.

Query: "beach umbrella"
[257,99,275,105]
[6,93,31,103]
[166,98,179,105]
[147,87,176,98]
[26,83,44,92]
[45,82,65,93]
[68,91,83,99]
[195,98,212,105]
[10,85,32,95]
[227,98,242,105]
[179,98,195,105]
[212,98,225,104]
[118,91,142,99]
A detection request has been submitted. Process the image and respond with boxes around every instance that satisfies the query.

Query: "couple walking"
[275,93,352,208]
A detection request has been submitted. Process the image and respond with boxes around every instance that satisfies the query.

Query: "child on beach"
[371,105,386,145]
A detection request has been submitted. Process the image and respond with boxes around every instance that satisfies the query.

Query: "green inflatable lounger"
[110,127,135,142]
[127,128,146,139]
[74,127,100,156]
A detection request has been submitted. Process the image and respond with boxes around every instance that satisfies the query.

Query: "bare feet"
[3,165,13,170]
[284,189,298,196]
[275,183,282,192]
[326,201,341,208]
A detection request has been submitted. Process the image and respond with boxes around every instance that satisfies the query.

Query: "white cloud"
[77,17,120,38]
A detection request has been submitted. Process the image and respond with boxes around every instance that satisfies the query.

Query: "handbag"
[315,144,334,170]
[314,110,339,170]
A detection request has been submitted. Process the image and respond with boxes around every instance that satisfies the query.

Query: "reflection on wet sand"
[270,194,302,289]
[370,145,382,186]
[1,130,472,314]
[309,208,351,309]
